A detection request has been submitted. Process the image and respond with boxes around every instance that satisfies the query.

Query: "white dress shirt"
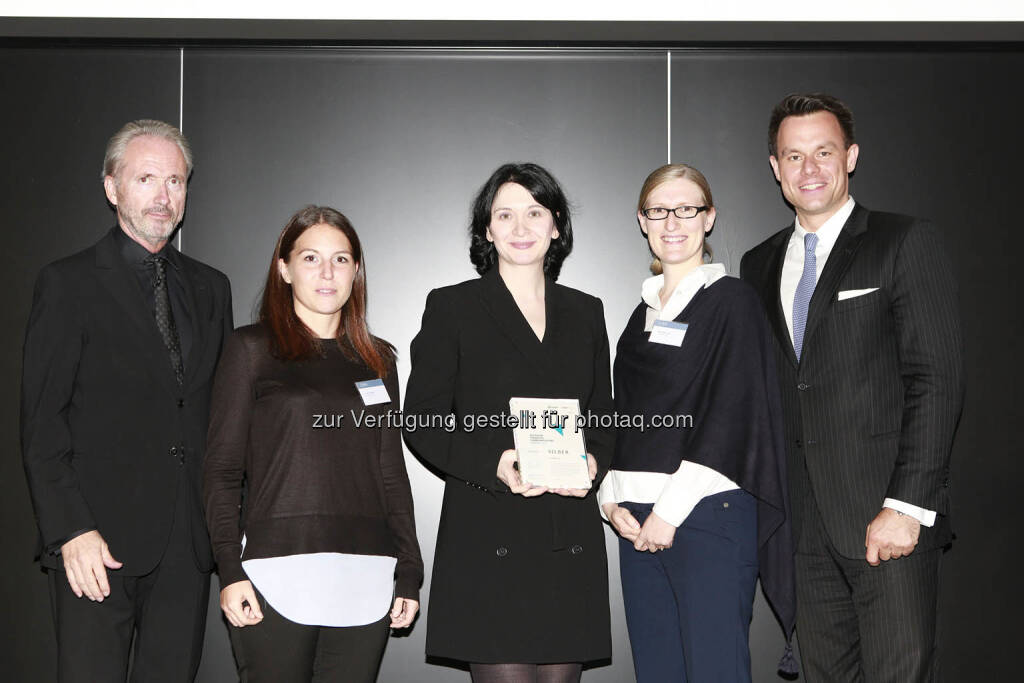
[780,197,855,342]
[598,264,740,528]
[779,197,935,527]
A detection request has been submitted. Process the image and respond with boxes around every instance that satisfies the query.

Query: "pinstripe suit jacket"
[740,203,964,559]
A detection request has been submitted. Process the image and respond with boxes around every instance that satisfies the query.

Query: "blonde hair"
[636,163,714,274]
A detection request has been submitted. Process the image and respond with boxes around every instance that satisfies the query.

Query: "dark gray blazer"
[740,203,964,558]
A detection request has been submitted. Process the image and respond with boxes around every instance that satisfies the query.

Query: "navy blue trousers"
[618,490,758,683]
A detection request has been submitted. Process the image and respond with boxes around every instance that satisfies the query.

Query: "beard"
[118,205,182,248]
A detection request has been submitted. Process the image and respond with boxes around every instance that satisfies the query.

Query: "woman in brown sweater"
[203,206,423,682]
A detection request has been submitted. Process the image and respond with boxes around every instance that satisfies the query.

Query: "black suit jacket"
[403,268,614,663]
[740,204,964,558]
[21,227,233,575]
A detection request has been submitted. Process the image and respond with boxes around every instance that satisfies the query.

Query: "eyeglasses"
[641,205,709,220]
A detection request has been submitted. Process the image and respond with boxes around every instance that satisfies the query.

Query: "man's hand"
[635,511,677,553]
[61,530,122,601]
[390,597,419,629]
[603,503,641,543]
[220,580,263,628]
[496,449,548,497]
[865,507,921,566]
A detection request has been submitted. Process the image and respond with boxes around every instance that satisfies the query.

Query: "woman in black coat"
[403,163,614,682]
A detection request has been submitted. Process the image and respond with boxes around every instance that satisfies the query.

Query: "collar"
[641,262,727,318]
[791,196,855,254]
[113,225,180,270]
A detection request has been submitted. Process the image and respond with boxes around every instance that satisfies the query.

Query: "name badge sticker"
[355,378,391,406]
[648,320,688,347]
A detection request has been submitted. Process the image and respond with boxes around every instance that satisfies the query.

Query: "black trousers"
[795,493,941,683]
[229,590,391,683]
[48,474,210,683]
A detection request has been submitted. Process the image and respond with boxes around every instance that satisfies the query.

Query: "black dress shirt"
[114,226,193,366]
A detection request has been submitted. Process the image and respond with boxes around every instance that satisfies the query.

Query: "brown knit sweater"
[203,324,423,600]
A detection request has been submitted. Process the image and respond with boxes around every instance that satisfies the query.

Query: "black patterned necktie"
[149,256,184,385]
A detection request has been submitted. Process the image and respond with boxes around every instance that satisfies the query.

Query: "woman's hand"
[551,453,598,498]
[603,502,641,543]
[390,597,419,629]
[634,511,677,553]
[220,580,263,628]
[496,449,548,497]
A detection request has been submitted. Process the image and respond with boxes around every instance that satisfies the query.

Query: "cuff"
[46,528,96,556]
[214,552,248,587]
[395,573,421,603]
[652,460,727,528]
[883,498,936,527]
[651,498,690,529]
[596,475,617,521]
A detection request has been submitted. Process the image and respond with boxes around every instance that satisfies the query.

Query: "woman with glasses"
[403,163,614,683]
[597,164,795,682]
[203,206,423,682]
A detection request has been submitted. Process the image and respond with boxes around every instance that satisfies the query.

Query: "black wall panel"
[671,49,1024,680]
[1,47,181,680]
[181,49,665,683]
[3,43,1019,682]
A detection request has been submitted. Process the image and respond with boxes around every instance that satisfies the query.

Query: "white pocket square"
[837,288,879,301]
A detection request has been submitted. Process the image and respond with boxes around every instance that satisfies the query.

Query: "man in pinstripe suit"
[740,93,964,682]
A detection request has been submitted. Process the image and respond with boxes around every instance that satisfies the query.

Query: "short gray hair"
[101,119,193,181]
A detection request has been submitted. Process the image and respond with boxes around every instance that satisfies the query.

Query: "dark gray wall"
[181,48,665,683]
[3,45,1019,681]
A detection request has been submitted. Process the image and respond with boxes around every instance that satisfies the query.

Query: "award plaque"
[508,397,591,490]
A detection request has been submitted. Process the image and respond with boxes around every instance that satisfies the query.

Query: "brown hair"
[768,93,855,158]
[636,164,714,274]
[259,205,394,376]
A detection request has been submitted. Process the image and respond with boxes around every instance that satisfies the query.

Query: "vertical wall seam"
[178,47,184,253]
[666,51,671,164]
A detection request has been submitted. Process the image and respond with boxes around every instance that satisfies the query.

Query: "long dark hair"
[259,205,394,376]
[468,162,574,281]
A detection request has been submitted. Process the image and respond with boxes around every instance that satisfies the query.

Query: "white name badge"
[648,320,688,347]
[355,379,391,406]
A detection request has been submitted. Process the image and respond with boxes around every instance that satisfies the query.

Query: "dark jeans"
[618,490,758,683]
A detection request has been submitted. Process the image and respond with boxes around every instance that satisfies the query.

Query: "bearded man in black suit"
[21,119,233,682]
[740,94,963,682]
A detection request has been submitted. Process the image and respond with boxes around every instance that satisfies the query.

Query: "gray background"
[3,45,1020,681]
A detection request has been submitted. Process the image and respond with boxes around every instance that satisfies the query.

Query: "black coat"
[403,268,613,663]
[740,204,964,558]
[21,227,233,574]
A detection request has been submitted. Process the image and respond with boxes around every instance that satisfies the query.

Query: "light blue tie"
[792,232,818,361]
